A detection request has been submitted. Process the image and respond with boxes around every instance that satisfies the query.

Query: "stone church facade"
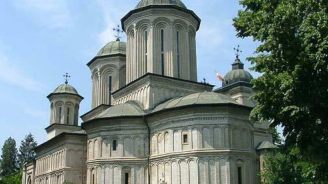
[22,0,275,184]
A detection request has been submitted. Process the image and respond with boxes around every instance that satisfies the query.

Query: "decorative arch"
[173,19,188,30]
[91,168,96,184]
[136,19,150,31]
[55,101,63,124]
[126,25,135,39]
[27,176,31,184]
[236,159,245,184]
[153,17,171,28]
[122,167,131,184]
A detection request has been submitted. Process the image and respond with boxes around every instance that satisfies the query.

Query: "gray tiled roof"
[53,84,79,95]
[152,91,238,113]
[256,141,278,150]
[97,40,126,57]
[96,101,145,118]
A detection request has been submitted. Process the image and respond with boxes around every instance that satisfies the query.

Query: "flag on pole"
[216,72,224,81]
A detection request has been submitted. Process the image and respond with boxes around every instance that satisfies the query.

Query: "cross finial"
[113,25,123,41]
[234,45,242,59]
[203,78,207,83]
[63,73,70,84]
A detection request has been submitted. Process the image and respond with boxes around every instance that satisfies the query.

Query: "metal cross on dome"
[63,73,70,84]
[234,45,242,59]
[113,25,124,41]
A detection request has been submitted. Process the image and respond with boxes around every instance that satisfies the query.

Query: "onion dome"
[223,58,253,87]
[136,0,187,9]
[153,92,239,113]
[96,39,126,57]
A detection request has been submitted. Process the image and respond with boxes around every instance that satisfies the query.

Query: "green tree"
[234,0,328,181]
[18,133,37,168]
[269,127,282,145]
[0,138,18,176]
[0,172,21,184]
[262,151,301,184]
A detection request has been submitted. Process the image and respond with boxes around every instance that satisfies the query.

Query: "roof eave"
[87,53,126,67]
[121,5,201,31]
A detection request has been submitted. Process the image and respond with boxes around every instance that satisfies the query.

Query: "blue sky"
[0,0,259,151]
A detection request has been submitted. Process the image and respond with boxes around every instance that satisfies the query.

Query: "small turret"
[215,46,255,106]
[46,74,84,139]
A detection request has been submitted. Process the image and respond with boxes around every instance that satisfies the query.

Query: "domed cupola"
[223,55,253,87]
[96,39,126,57]
[46,74,84,139]
[135,0,187,9]
[52,83,80,96]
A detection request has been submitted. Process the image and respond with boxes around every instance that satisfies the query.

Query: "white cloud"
[13,0,71,29]
[0,52,44,92]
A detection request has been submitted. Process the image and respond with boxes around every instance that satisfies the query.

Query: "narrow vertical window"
[145,31,148,73]
[112,140,117,151]
[238,166,242,184]
[66,108,70,124]
[108,76,112,104]
[125,173,130,184]
[161,29,165,75]
[183,134,188,144]
[176,31,180,78]
[92,174,95,184]
[74,105,79,125]
[58,106,62,124]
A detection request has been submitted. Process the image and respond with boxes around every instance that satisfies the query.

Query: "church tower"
[215,47,255,106]
[87,35,126,108]
[46,75,84,140]
[122,0,200,83]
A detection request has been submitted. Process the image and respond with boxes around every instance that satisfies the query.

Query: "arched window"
[27,176,31,184]
[57,106,62,124]
[91,169,96,184]
[144,31,148,72]
[237,160,244,184]
[176,31,180,78]
[66,107,70,124]
[161,29,165,75]
[50,103,54,124]
[108,75,112,104]
[74,104,79,125]
[122,167,131,184]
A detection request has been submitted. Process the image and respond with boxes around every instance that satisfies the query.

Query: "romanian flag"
[216,72,224,81]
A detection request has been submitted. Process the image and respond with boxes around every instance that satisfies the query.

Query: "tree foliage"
[261,148,316,184]
[0,172,21,184]
[234,0,328,181]
[18,133,37,168]
[0,138,18,176]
